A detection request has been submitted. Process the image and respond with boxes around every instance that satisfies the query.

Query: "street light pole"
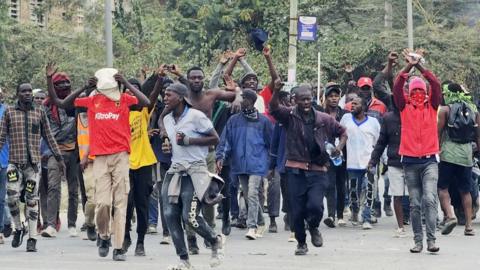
[407,0,414,49]
[105,0,113,67]
[288,0,298,83]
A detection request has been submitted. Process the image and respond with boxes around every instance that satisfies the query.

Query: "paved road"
[1,210,479,270]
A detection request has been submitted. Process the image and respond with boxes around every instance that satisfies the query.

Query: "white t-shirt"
[255,94,265,113]
[340,113,380,170]
[164,107,214,164]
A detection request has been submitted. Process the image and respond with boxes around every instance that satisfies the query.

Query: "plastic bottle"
[325,141,342,166]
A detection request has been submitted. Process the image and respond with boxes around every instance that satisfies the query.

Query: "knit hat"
[408,76,427,93]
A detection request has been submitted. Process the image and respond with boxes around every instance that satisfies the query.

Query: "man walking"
[216,89,273,240]
[0,83,64,252]
[161,83,224,269]
[393,49,442,253]
[270,82,347,255]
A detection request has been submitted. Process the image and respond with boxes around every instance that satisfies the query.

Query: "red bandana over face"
[409,90,427,107]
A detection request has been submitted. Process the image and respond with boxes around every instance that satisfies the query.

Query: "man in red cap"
[42,64,83,238]
[393,48,442,254]
[345,76,387,120]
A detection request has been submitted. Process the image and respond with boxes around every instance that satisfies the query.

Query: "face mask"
[410,91,427,107]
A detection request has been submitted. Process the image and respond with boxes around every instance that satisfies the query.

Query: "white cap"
[94,68,120,101]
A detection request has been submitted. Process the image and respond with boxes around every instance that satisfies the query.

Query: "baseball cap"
[357,77,373,88]
[241,88,257,103]
[324,82,341,96]
[95,68,120,101]
[166,83,192,106]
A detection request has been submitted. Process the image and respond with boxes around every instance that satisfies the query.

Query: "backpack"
[447,102,477,144]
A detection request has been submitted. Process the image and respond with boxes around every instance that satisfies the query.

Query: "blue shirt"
[0,104,9,168]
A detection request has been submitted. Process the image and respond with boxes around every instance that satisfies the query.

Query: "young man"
[270,82,347,255]
[369,104,408,237]
[322,83,348,227]
[161,83,224,270]
[0,83,65,252]
[123,69,165,256]
[340,97,380,230]
[74,69,150,261]
[437,83,479,236]
[393,49,442,253]
[216,89,273,240]
[161,64,241,254]
[42,68,81,238]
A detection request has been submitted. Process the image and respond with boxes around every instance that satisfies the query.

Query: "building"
[8,0,86,31]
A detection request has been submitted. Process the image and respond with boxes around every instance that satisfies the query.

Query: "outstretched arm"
[114,74,150,107]
[263,46,280,91]
[46,62,96,109]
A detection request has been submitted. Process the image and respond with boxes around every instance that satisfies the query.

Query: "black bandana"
[242,107,259,121]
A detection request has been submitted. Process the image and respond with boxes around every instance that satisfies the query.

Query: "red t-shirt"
[258,85,275,122]
[74,94,138,156]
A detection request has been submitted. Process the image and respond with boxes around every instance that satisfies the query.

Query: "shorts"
[387,166,408,196]
[438,161,472,193]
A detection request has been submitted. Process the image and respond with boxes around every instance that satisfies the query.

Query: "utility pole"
[288,0,298,83]
[105,0,113,67]
[407,0,414,49]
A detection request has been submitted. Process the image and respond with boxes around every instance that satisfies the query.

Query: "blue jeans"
[404,162,438,244]
[0,167,7,231]
[347,170,372,223]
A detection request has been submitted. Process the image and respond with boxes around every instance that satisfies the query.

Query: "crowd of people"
[0,46,479,270]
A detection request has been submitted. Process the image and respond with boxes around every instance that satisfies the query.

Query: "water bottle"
[325,141,342,166]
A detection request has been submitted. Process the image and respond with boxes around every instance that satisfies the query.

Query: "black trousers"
[125,165,153,242]
[287,168,328,245]
[220,165,231,222]
[325,163,347,219]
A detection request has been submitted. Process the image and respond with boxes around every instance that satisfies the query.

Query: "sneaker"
[135,242,146,256]
[3,224,12,238]
[167,260,193,270]
[268,222,278,233]
[384,204,394,217]
[12,225,26,248]
[86,225,97,241]
[337,219,347,227]
[309,228,323,247]
[351,212,359,226]
[255,225,266,238]
[245,228,257,240]
[160,235,171,245]
[41,226,57,238]
[236,219,247,229]
[122,237,132,252]
[112,248,127,261]
[187,237,199,255]
[343,207,351,217]
[26,238,37,252]
[210,235,225,268]
[0,233,4,244]
[147,224,158,234]
[427,241,440,253]
[441,218,457,235]
[393,227,407,238]
[362,222,372,230]
[288,232,297,243]
[409,243,423,253]
[68,227,78,237]
[294,243,308,255]
[323,217,336,228]
[98,238,110,257]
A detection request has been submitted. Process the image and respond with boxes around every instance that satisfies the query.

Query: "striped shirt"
[0,102,61,165]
